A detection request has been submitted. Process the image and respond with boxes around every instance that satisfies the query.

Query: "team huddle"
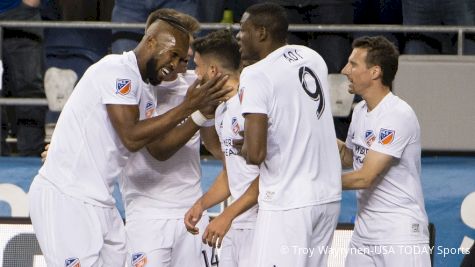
[30,3,430,267]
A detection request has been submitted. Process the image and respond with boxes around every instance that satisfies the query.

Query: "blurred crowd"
[0,0,474,156]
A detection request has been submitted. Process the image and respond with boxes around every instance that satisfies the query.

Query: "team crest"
[145,101,154,118]
[379,128,395,145]
[132,252,147,267]
[231,117,240,134]
[365,130,376,147]
[238,86,244,103]
[65,258,80,267]
[116,79,131,95]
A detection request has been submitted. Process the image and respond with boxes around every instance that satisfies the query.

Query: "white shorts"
[219,228,254,267]
[28,175,127,267]
[125,215,212,267]
[345,239,431,267]
[250,202,340,267]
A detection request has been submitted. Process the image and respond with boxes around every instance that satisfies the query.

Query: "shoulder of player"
[99,52,141,78]
[385,94,418,120]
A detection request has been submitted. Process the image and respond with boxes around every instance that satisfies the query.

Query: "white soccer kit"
[240,45,342,267]
[214,94,259,267]
[29,51,156,266]
[344,93,430,267]
[120,71,211,267]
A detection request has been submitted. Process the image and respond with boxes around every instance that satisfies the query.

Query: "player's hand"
[184,74,231,111]
[184,200,204,235]
[41,144,50,163]
[202,213,232,248]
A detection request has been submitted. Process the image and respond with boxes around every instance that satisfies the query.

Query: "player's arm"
[202,176,259,248]
[337,139,354,168]
[242,113,268,165]
[200,126,224,160]
[342,150,393,190]
[184,168,231,234]
[107,75,230,152]
[145,118,201,160]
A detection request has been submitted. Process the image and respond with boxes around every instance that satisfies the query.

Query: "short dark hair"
[352,36,399,87]
[245,2,288,43]
[146,8,200,34]
[192,29,241,71]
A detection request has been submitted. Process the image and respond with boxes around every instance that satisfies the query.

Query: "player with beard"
[29,9,230,266]
[184,29,260,267]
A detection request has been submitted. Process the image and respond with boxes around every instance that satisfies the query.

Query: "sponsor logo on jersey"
[65,258,80,267]
[145,100,154,118]
[116,79,131,95]
[231,117,240,134]
[365,130,376,146]
[379,128,395,145]
[132,252,147,267]
[238,86,244,103]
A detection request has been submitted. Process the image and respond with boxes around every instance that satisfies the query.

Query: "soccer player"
[237,3,342,267]
[338,36,431,267]
[121,12,216,266]
[183,29,260,267]
[28,9,229,266]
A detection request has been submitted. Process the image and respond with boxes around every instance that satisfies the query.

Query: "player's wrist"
[191,110,215,127]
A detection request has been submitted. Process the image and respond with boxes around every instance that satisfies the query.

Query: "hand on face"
[184,71,233,113]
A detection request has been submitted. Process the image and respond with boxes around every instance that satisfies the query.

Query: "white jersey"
[240,45,342,211]
[215,94,259,229]
[345,92,429,244]
[39,51,156,207]
[120,70,203,220]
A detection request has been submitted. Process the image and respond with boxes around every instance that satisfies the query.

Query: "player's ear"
[371,65,382,81]
[257,26,267,42]
[209,65,218,77]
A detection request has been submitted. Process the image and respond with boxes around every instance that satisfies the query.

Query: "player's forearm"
[342,169,377,190]
[146,118,200,161]
[221,177,259,220]
[200,127,224,160]
[110,103,195,152]
[200,170,231,210]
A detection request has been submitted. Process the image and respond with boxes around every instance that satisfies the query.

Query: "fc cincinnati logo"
[132,252,147,267]
[116,79,131,95]
[379,128,395,145]
[65,258,80,267]
[145,101,154,118]
[365,130,376,146]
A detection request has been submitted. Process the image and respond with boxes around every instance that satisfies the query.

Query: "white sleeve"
[100,64,141,106]
[370,112,417,158]
[239,68,272,116]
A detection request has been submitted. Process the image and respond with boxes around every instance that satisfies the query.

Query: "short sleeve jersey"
[120,71,203,220]
[215,94,259,229]
[345,93,429,244]
[240,45,342,210]
[39,51,156,207]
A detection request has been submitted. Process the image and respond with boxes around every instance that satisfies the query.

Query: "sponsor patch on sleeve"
[116,79,132,95]
[379,128,395,145]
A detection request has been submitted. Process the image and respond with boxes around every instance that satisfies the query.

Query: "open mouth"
[160,68,171,76]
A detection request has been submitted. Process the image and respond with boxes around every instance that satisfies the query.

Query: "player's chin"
[150,76,162,86]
